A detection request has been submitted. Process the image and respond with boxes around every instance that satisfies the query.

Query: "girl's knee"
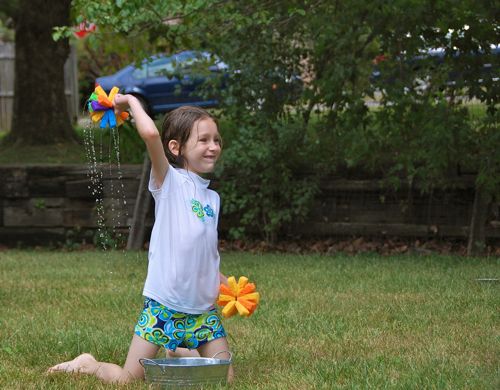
[197,337,231,359]
[197,338,233,384]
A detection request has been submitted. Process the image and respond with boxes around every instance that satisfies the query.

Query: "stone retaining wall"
[0,165,498,246]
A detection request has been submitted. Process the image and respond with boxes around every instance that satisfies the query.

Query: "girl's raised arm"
[114,94,169,187]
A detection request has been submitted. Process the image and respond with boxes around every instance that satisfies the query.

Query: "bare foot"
[47,353,97,374]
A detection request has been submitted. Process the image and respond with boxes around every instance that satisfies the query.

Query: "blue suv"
[96,51,227,115]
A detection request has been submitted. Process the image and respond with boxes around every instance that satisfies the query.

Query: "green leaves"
[216,115,320,242]
[65,0,499,240]
[290,8,306,16]
[51,27,67,41]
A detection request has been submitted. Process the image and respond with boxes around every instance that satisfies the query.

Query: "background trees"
[0,0,76,145]
[2,0,498,252]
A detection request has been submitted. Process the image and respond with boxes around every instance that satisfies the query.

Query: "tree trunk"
[467,184,491,256]
[5,0,76,146]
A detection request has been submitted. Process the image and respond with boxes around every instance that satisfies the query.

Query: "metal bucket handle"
[211,350,233,362]
[140,357,172,374]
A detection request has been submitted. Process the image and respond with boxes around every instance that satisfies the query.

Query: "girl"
[48,96,233,383]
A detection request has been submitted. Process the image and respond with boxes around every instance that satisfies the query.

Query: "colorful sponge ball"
[87,85,129,128]
[217,276,260,318]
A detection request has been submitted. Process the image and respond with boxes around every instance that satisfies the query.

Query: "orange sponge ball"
[217,276,260,318]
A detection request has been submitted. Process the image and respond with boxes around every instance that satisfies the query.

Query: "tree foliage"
[68,0,499,243]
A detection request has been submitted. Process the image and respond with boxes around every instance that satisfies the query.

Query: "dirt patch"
[218,237,500,257]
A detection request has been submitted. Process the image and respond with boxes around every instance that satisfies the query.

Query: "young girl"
[48,96,233,383]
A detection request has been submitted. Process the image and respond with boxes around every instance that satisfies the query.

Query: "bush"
[216,114,319,242]
[342,93,472,192]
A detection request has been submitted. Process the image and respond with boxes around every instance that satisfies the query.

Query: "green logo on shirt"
[191,199,215,222]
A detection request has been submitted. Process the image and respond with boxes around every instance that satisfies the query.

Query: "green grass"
[0,101,490,166]
[0,251,498,389]
[0,142,86,164]
[0,120,149,165]
[0,113,235,165]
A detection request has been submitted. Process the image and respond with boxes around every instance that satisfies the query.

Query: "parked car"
[370,44,499,89]
[96,51,228,115]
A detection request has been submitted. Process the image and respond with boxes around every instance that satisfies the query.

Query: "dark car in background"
[96,51,228,116]
[370,44,499,89]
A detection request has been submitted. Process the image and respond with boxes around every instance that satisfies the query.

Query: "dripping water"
[82,118,128,250]
[109,126,128,247]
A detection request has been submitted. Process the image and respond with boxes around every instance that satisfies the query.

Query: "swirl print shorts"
[134,297,227,351]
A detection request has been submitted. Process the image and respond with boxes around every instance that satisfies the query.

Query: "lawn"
[0,250,498,389]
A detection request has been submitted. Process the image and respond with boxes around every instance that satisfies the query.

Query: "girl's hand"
[113,93,133,114]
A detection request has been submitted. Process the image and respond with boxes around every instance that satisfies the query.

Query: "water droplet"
[82,122,129,250]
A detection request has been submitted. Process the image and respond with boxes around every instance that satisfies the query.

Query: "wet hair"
[160,106,220,168]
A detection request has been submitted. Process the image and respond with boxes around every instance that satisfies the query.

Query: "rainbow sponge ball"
[217,276,260,318]
[87,85,129,128]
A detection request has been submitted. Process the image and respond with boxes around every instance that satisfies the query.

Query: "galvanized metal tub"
[139,351,232,387]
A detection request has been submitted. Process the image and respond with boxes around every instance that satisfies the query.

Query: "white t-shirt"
[143,167,221,314]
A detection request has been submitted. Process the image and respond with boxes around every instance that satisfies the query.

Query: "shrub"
[216,115,319,242]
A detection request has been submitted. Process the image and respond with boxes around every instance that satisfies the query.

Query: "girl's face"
[181,118,222,174]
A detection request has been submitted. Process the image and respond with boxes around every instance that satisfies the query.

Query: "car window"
[148,58,175,77]
[132,57,175,79]
[175,51,213,70]
[175,52,198,70]
[132,66,147,79]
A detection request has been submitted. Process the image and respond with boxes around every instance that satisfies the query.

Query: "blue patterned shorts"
[134,297,226,351]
